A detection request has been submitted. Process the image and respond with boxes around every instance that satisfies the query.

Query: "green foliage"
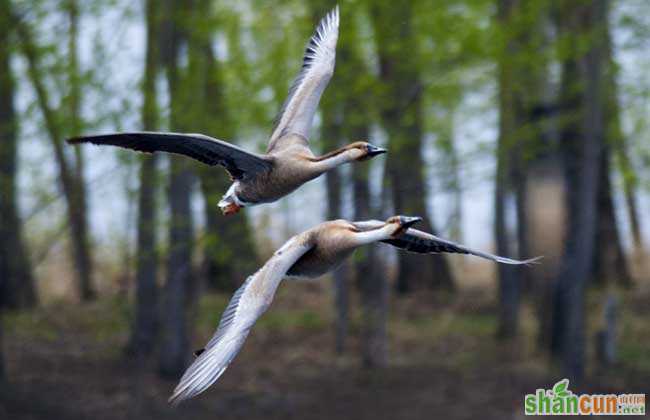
[5,296,130,343]
[195,292,325,335]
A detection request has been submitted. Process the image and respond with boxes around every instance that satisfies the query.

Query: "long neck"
[309,146,357,173]
[352,225,394,246]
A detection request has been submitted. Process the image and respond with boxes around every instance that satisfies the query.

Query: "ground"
[1,275,648,420]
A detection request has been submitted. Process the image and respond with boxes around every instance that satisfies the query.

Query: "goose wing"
[383,227,542,265]
[267,6,339,152]
[68,132,272,180]
[168,235,313,405]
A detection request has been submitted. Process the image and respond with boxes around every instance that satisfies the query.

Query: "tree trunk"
[0,310,4,383]
[494,0,527,339]
[370,0,454,293]
[127,0,160,358]
[322,110,349,354]
[198,35,258,293]
[66,0,94,301]
[306,0,351,355]
[0,0,36,309]
[352,123,387,367]
[591,14,632,287]
[601,18,643,255]
[15,11,95,302]
[592,147,630,286]
[158,0,193,378]
[496,0,554,338]
[552,0,607,381]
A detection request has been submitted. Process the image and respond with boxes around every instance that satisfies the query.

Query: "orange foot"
[221,202,241,216]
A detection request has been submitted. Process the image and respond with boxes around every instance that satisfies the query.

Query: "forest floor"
[1,275,649,420]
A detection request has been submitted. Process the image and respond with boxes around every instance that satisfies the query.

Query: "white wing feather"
[268,6,339,150]
[168,236,313,405]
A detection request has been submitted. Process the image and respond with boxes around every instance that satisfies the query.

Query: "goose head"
[348,141,387,161]
[385,215,422,237]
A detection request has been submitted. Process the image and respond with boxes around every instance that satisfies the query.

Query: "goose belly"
[286,246,354,278]
[238,164,318,204]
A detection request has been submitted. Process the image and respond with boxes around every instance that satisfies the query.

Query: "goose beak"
[366,144,387,157]
[398,216,422,229]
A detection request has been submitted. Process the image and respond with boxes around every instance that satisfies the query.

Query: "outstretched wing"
[267,6,339,152]
[168,235,313,405]
[68,132,272,180]
[383,228,542,265]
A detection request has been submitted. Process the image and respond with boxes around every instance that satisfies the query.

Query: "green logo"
[524,379,645,416]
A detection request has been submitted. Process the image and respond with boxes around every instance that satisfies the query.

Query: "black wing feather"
[382,228,542,265]
[68,132,272,180]
[382,236,469,255]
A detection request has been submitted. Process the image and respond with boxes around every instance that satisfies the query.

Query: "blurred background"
[0,0,649,419]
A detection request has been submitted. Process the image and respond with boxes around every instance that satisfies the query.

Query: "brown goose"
[67,7,385,215]
[168,215,541,405]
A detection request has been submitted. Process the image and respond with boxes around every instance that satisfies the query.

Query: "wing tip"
[500,255,544,266]
[320,5,339,34]
[66,136,85,145]
[522,255,544,266]
[168,388,192,407]
[168,393,182,407]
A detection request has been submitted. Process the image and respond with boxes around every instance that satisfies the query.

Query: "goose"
[168,215,541,405]
[67,7,385,215]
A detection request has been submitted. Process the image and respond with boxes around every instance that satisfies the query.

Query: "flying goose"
[67,7,386,215]
[168,216,541,405]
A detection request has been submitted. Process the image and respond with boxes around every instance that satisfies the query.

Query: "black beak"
[366,144,387,157]
[399,216,422,229]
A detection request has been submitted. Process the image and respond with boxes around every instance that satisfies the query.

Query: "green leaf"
[553,379,570,398]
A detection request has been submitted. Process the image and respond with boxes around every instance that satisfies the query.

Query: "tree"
[341,2,387,367]
[196,7,258,294]
[0,0,36,309]
[306,0,351,355]
[64,0,94,302]
[494,0,552,338]
[370,0,455,293]
[127,0,161,358]
[551,0,607,381]
[591,16,633,287]
[494,0,521,339]
[16,8,96,302]
[320,102,350,354]
[158,0,194,378]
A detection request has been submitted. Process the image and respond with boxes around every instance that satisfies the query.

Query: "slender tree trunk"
[552,0,606,381]
[351,122,387,367]
[495,0,520,338]
[326,166,349,355]
[127,0,160,357]
[66,0,94,301]
[496,0,553,338]
[15,12,95,302]
[306,0,351,354]
[198,34,257,293]
[441,114,463,243]
[0,1,36,309]
[591,15,632,287]
[592,147,630,286]
[322,111,350,354]
[158,0,193,378]
[0,310,4,383]
[622,169,642,252]
[370,0,454,293]
[601,19,643,255]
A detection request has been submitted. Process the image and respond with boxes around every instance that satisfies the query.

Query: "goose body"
[168,216,541,405]
[67,7,386,215]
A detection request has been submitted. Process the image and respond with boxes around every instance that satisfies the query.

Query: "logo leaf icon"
[553,379,570,398]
